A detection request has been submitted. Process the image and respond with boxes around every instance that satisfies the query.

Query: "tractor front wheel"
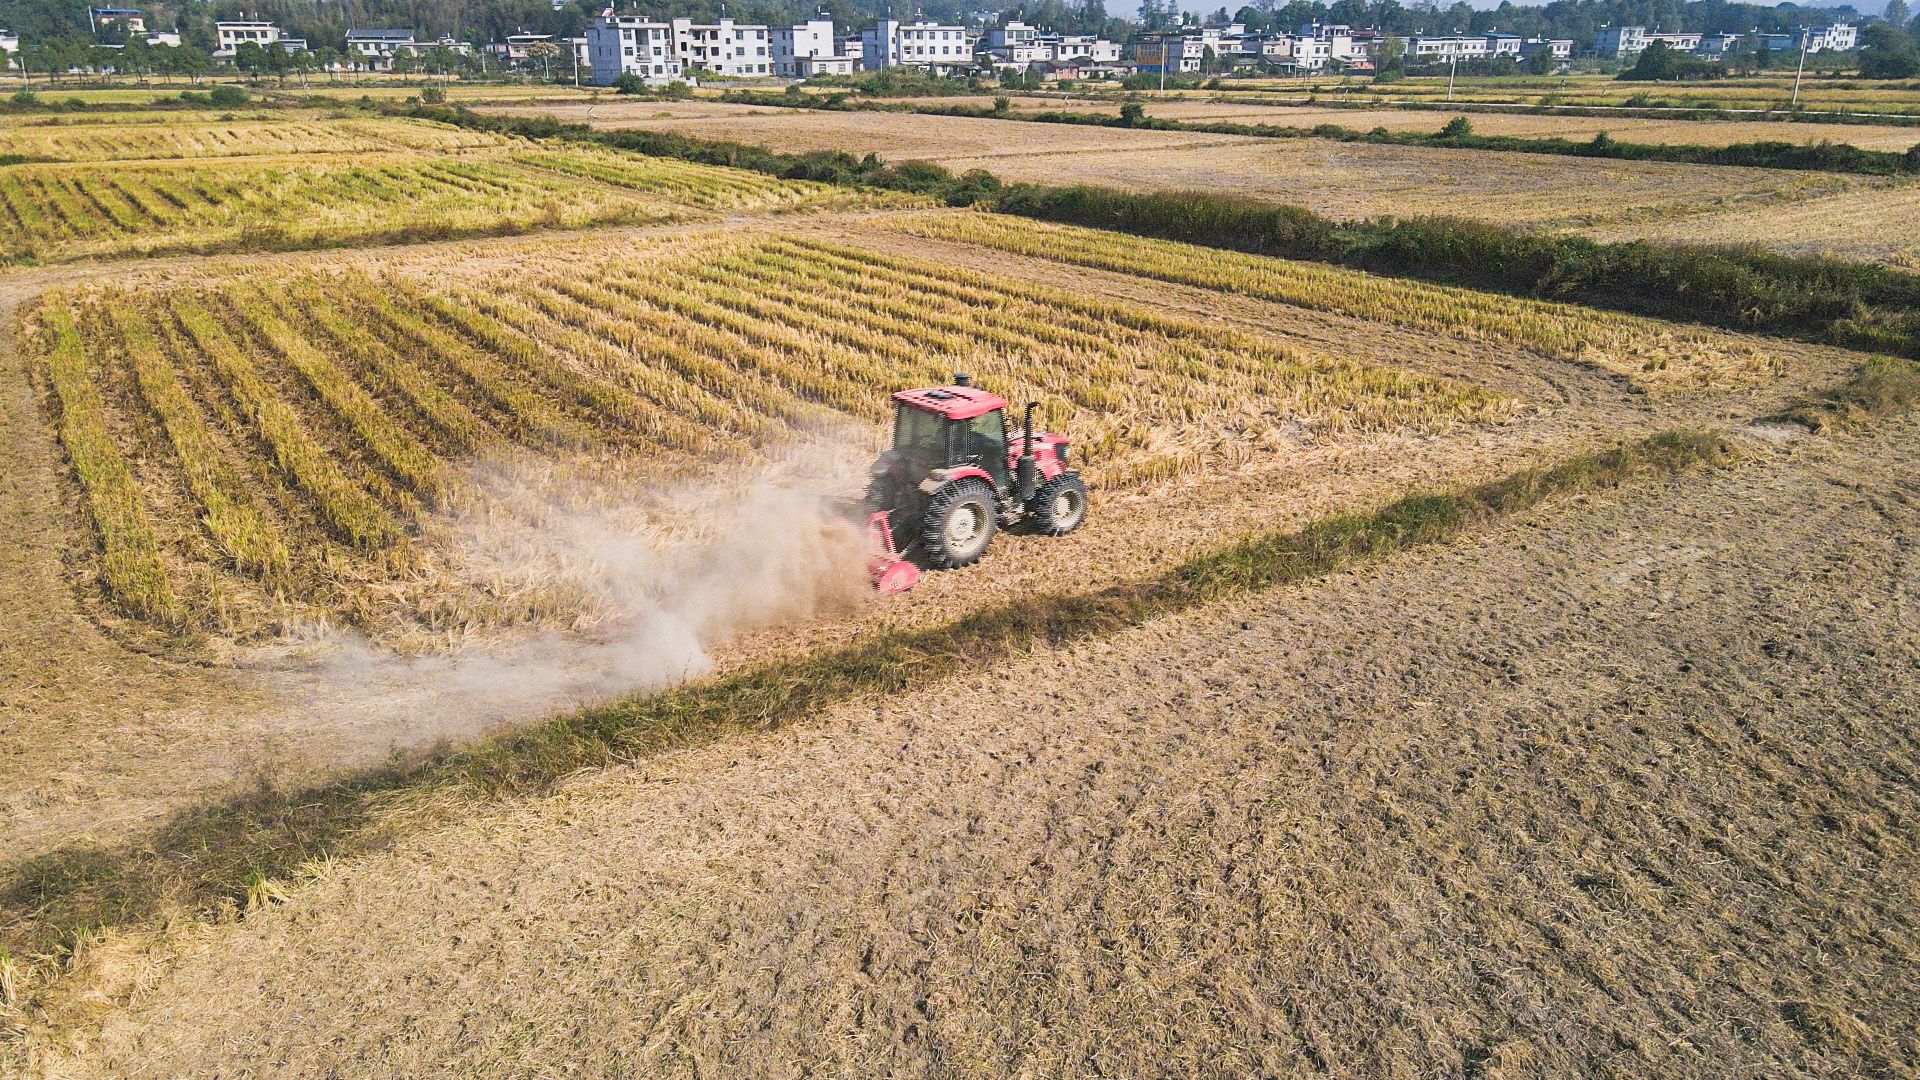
[1030,472,1088,536]
[921,479,998,569]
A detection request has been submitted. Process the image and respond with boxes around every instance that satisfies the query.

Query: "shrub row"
[401,103,1920,358]
[2,86,249,113]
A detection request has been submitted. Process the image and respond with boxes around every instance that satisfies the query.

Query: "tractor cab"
[865,373,1087,583]
[886,383,1015,494]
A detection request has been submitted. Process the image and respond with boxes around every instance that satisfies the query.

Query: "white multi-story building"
[488,31,554,63]
[1648,31,1703,51]
[1483,33,1523,57]
[771,16,842,76]
[1594,26,1701,58]
[346,28,415,69]
[986,41,1051,65]
[586,14,681,85]
[1055,35,1120,62]
[1592,25,1645,57]
[1693,31,1743,56]
[1520,37,1572,60]
[671,18,771,77]
[1755,25,1854,53]
[984,21,1038,51]
[861,17,972,70]
[1813,23,1858,50]
[1126,32,1205,72]
[1405,34,1490,60]
[0,30,18,54]
[89,7,145,34]
[214,20,284,57]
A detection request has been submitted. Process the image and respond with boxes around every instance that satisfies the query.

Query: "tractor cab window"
[892,404,950,469]
[967,410,1009,491]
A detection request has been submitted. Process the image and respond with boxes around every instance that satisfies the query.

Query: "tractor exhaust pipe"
[1016,401,1038,502]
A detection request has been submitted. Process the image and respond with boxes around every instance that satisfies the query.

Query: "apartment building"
[671,18,772,77]
[214,20,285,57]
[88,7,145,34]
[984,21,1039,51]
[1126,31,1204,72]
[861,17,973,71]
[1594,26,1702,58]
[1405,34,1490,60]
[1483,32,1522,57]
[1055,35,1121,62]
[1767,23,1857,51]
[771,16,846,76]
[347,28,415,69]
[586,14,681,84]
[1520,37,1573,59]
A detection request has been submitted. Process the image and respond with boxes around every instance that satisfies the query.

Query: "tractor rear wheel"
[921,478,998,569]
[1030,472,1087,536]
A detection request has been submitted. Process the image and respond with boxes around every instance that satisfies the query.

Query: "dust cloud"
[255,446,874,769]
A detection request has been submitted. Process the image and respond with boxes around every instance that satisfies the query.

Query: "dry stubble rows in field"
[0,144,879,260]
[28,228,1507,646]
[0,111,504,161]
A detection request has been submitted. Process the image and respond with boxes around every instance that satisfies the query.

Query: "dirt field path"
[44,415,1919,1079]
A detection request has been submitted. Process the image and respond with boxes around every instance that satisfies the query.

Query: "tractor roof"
[891,385,1008,421]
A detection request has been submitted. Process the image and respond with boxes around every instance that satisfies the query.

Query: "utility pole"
[1447,50,1457,99]
[1791,32,1808,106]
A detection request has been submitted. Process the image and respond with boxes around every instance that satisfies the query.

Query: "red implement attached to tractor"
[864,373,1087,594]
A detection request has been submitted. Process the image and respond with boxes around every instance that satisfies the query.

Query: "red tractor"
[864,373,1086,594]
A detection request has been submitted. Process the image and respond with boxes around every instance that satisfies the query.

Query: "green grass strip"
[1,428,1729,960]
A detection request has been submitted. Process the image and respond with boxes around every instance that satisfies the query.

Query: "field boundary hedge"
[1,425,1739,967]
[716,90,1920,177]
[398,104,1920,361]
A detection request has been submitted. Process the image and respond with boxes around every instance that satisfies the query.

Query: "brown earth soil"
[0,212,1859,859]
[31,409,1919,1079]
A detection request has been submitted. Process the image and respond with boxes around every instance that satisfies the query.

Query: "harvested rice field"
[1012,97,1920,152]
[0,203,1864,855]
[1212,73,1920,117]
[1591,182,1920,270]
[0,121,900,263]
[25,223,1508,648]
[495,100,1236,156]
[533,104,1920,264]
[40,412,1920,1079]
[1,103,1914,1080]
[0,112,507,161]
